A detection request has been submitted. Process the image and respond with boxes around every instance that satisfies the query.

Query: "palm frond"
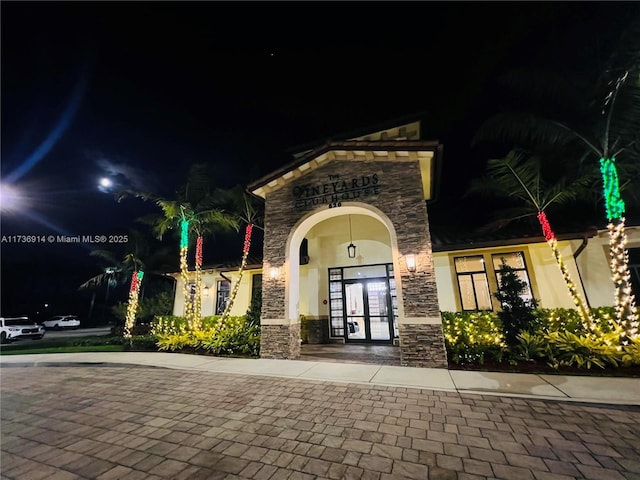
[116,188,160,204]
[123,253,143,271]
[473,113,583,151]
[156,199,188,221]
[474,208,537,234]
[153,217,179,240]
[78,268,123,291]
[89,249,120,265]
[468,151,542,210]
[193,209,240,234]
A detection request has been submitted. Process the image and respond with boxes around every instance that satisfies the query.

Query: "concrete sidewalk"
[1,351,638,405]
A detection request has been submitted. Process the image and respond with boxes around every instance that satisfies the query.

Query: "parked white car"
[0,317,46,343]
[42,315,81,330]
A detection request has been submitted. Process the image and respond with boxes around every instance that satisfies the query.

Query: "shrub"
[532,306,619,335]
[442,307,640,370]
[515,331,549,361]
[544,331,623,369]
[441,311,506,365]
[620,336,640,367]
[152,315,220,336]
[198,316,260,356]
[154,315,260,357]
[123,335,159,351]
[245,283,262,327]
[111,291,174,335]
[494,260,537,348]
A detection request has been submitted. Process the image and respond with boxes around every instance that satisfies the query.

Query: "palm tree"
[215,186,264,327]
[472,18,640,338]
[81,230,175,336]
[468,150,595,331]
[79,262,122,325]
[122,164,238,330]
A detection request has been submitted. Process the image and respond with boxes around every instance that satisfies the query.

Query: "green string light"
[180,219,189,249]
[600,157,625,220]
[137,271,144,281]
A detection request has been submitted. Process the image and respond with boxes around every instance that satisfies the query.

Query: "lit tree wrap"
[243,223,253,254]
[537,212,555,242]
[179,218,194,326]
[124,270,144,339]
[608,220,638,340]
[537,212,593,330]
[192,235,204,330]
[180,219,189,249]
[600,157,625,221]
[196,236,203,265]
[220,223,254,327]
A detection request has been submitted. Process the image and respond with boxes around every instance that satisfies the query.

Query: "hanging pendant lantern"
[347,215,356,258]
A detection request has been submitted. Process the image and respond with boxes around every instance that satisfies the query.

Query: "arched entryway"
[286,204,405,346]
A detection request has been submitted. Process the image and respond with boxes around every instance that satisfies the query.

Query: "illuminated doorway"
[329,263,398,343]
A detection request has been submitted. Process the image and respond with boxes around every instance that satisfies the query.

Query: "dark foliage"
[245,283,262,327]
[494,260,538,347]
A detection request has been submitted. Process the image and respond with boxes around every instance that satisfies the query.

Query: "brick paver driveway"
[1,365,639,480]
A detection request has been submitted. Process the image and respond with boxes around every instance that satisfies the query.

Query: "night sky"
[1,1,636,319]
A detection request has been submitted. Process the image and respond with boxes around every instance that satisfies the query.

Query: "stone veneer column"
[259,196,301,359]
[384,164,448,368]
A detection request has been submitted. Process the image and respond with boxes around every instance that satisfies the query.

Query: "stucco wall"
[577,226,640,308]
[433,253,456,312]
[433,240,592,312]
[527,241,586,309]
[171,268,261,317]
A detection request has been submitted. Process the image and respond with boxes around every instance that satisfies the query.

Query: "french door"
[344,279,393,343]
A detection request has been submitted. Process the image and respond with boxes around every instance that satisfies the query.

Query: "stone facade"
[301,315,330,344]
[260,156,447,367]
[260,324,301,359]
[399,324,448,368]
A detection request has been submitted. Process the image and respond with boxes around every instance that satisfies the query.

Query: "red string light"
[243,224,253,254]
[129,271,138,293]
[196,236,203,266]
[537,211,555,241]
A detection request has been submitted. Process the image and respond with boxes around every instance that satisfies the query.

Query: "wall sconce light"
[347,215,356,258]
[406,254,416,272]
[269,267,280,279]
[203,286,210,297]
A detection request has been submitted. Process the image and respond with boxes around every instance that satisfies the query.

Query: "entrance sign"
[293,174,381,209]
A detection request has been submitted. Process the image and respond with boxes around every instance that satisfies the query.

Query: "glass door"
[345,283,366,340]
[344,280,392,342]
[366,281,391,341]
[328,264,398,342]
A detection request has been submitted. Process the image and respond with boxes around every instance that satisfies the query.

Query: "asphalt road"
[42,327,112,340]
